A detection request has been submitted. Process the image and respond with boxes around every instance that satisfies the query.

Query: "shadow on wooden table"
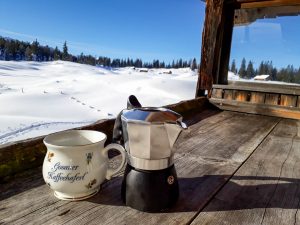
[0,166,45,201]
[200,175,300,212]
[89,175,300,212]
[2,171,299,214]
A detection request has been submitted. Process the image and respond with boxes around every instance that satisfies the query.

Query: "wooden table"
[1,110,299,225]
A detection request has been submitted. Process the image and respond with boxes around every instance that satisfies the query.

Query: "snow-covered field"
[0,61,197,145]
[228,71,300,86]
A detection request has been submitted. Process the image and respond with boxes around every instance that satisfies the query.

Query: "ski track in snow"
[0,120,96,144]
[0,60,198,145]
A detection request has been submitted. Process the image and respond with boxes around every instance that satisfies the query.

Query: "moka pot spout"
[165,121,187,149]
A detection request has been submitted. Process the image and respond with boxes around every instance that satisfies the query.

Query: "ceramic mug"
[42,130,126,200]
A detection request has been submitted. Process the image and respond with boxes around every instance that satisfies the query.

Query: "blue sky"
[0,1,299,69]
[0,0,205,63]
[231,15,300,69]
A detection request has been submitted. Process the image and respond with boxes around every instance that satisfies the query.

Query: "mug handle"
[102,143,126,180]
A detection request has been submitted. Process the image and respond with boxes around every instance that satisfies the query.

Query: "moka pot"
[113,95,186,212]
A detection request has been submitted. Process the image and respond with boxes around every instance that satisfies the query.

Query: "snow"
[228,71,242,81]
[254,74,269,80]
[228,71,300,86]
[0,61,197,145]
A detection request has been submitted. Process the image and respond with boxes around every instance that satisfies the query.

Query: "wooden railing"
[210,81,300,119]
[0,97,211,182]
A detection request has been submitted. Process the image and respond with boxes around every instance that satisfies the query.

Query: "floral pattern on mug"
[86,152,93,165]
[47,152,54,162]
[85,179,97,189]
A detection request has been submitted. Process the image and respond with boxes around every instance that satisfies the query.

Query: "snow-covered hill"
[0,60,197,144]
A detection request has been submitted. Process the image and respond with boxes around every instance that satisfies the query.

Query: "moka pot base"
[121,164,179,212]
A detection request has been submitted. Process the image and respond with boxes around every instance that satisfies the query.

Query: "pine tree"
[171,60,175,68]
[246,61,255,79]
[4,41,14,60]
[238,58,247,78]
[31,39,41,61]
[191,58,197,71]
[53,47,61,60]
[271,68,277,81]
[258,61,265,75]
[62,41,69,61]
[178,59,183,68]
[25,46,32,61]
[230,60,237,74]
[266,61,273,76]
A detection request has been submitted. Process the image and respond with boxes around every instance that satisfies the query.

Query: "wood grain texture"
[210,98,300,120]
[192,119,300,225]
[234,90,250,102]
[196,0,225,95]
[0,111,279,225]
[212,88,223,99]
[235,6,300,26]
[280,95,297,107]
[265,93,280,105]
[250,92,265,104]
[297,96,300,108]
[238,0,300,9]
[196,0,235,96]
[224,90,234,100]
[217,3,235,85]
[214,82,300,95]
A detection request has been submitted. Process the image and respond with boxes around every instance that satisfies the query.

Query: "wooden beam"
[210,98,300,120]
[196,0,235,97]
[218,4,235,85]
[234,6,300,26]
[213,82,300,95]
[236,0,300,9]
[196,0,225,96]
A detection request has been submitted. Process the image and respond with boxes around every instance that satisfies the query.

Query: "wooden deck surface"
[1,110,300,225]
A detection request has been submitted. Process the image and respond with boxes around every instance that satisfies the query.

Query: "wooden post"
[196,0,235,97]
[218,4,235,85]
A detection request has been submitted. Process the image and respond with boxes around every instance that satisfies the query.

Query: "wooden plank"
[0,112,279,225]
[213,82,300,95]
[224,90,234,100]
[210,98,300,120]
[297,96,300,108]
[235,6,300,26]
[212,88,223,99]
[234,90,249,102]
[237,0,300,9]
[265,93,279,105]
[217,3,235,85]
[192,119,300,225]
[0,119,115,182]
[196,0,225,96]
[250,92,265,104]
[280,95,297,107]
[196,0,234,96]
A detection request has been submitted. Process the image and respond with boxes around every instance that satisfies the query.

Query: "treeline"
[0,37,198,70]
[230,58,300,84]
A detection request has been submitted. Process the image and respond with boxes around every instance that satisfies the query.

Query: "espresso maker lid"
[121,107,183,124]
[112,95,187,170]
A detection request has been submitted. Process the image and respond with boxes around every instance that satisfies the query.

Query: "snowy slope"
[0,61,197,144]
